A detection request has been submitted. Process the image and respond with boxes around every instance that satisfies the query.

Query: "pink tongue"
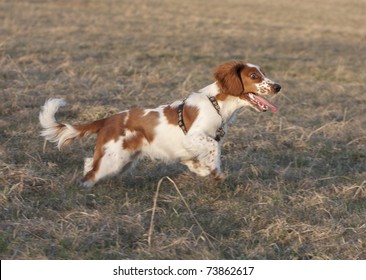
[254,95,278,113]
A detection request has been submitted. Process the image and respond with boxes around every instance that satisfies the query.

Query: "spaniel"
[40,61,281,187]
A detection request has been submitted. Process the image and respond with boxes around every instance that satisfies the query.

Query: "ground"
[0,0,365,259]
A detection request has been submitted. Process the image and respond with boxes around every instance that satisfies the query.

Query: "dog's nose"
[273,84,281,93]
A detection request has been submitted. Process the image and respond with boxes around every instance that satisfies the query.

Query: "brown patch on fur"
[125,109,159,143]
[213,61,269,97]
[94,112,128,143]
[81,109,160,182]
[183,105,199,131]
[163,104,199,132]
[82,140,104,183]
[122,132,144,151]
[74,118,106,137]
[213,61,245,96]
[215,92,228,101]
[163,105,179,126]
[239,65,265,94]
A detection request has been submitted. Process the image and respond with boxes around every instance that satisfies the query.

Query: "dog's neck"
[199,82,246,123]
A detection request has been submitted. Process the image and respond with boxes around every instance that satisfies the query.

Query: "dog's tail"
[39,98,105,149]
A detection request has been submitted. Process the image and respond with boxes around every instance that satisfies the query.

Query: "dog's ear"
[213,61,245,96]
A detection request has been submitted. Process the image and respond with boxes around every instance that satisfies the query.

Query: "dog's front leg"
[182,134,224,180]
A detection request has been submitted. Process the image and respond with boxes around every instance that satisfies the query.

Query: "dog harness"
[178,96,225,142]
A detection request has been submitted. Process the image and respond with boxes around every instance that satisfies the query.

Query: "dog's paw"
[211,169,225,181]
[80,179,95,188]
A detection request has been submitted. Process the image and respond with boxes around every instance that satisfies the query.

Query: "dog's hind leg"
[81,138,139,187]
[83,157,94,176]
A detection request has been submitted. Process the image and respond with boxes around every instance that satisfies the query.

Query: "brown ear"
[213,61,245,96]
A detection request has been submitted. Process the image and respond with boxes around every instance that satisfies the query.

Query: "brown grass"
[0,0,366,259]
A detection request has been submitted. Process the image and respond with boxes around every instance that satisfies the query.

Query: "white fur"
[39,98,80,149]
[39,98,64,122]
[83,157,94,176]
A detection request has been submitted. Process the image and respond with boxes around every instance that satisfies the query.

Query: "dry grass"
[1,0,366,259]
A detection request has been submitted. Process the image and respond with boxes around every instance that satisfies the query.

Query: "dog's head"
[213,61,281,113]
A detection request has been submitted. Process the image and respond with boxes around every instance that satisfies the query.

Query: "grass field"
[0,0,365,259]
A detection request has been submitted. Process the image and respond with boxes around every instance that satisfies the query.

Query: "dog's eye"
[250,73,258,80]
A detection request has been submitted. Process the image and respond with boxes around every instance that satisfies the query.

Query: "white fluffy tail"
[39,98,80,149]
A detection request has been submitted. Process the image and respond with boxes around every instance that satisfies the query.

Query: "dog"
[39,61,281,187]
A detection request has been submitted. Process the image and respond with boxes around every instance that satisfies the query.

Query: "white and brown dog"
[40,61,281,187]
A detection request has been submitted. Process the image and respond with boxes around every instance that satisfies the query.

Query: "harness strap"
[177,96,225,142]
[177,101,187,134]
[207,96,225,141]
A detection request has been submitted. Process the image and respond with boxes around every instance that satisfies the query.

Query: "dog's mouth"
[244,92,278,113]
